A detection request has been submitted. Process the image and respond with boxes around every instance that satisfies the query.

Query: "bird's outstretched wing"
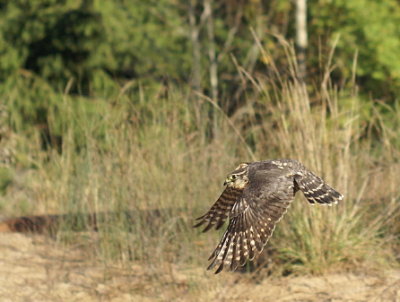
[294,170,343,205]
[206,168,295,273]
[194,187,243,232]
[206,194,292,274]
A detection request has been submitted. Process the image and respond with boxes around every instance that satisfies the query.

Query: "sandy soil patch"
[0,233,398,302]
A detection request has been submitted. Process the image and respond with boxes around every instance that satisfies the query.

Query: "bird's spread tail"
[295,171,343,205]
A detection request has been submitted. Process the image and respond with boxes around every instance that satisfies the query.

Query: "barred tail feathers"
[294,171,343,205]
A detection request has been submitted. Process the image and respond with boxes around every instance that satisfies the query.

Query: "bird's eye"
[232,174,237,179]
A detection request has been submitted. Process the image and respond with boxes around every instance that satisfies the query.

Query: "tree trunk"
[295,0,308,80]
[204,0,218,101]
[188,0,202,93]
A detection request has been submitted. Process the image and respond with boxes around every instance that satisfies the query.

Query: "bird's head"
[224,163,249,189]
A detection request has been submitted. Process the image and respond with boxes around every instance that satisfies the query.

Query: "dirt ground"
[0,233,399,302]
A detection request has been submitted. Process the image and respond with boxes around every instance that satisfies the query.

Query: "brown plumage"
[194,159,343,273]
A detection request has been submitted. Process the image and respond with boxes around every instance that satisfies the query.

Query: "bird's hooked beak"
[223,175,234,186]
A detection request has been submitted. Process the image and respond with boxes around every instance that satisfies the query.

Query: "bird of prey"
[194,159,343,273]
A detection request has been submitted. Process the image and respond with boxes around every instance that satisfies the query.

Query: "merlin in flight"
[194,159,343,273]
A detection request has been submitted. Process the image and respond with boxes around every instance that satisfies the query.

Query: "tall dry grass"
[1,43,399,276]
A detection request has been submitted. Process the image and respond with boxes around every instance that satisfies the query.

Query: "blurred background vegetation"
[0,0,399,277]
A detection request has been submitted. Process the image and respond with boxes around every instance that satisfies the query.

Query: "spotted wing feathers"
[194,187,243,232]
[294,170,343,205]
[207,198,291,274]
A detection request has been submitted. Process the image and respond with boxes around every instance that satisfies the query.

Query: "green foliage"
[94,0,191,81]
[309,0,400,99]
[1,0,400,101]
[0,166,13,194]
[0,0,108,91]
[0,0,191,92]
